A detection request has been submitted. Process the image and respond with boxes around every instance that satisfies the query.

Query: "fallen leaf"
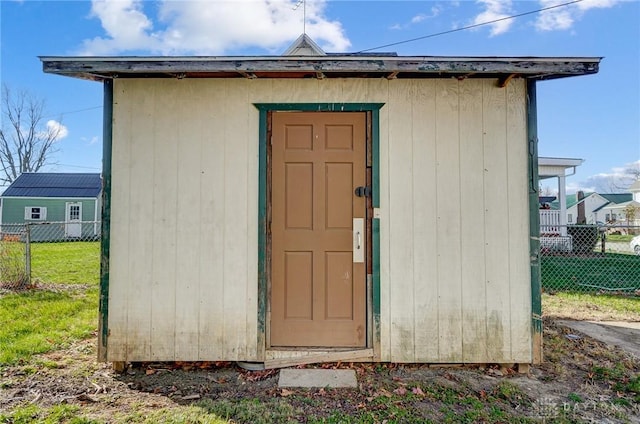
[393,386,407,396]
[281,388,294,397]
[181,394,201,401]
[145,369,156,375]
[76,394,97,403]
[375,388,393,398]
[412,386,425,396]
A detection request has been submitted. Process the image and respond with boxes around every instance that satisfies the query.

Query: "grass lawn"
[541,252,640,292]
[0,241,99,366]
[606,234,634,243]
[0,289,98,365]
[543,291,640,321]
[31,241,100,284]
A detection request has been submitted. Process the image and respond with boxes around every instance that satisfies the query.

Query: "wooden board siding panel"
[149,81,178,361]
[388,80,416,362]
[106,78,530,364]
[380,78,529,363]
[271,79,319,104]
[174,81,202,360]
[507,80,533,362]
[411,80,439,362]
[124,80,155,361]
[197,80,227,360]
[106,82,131,361]
[223,80,251,359]
[459,79,488,363]
[370,80,392,362]
[244,93,260,361]
[483,81,513,362]
[434,79,463,362]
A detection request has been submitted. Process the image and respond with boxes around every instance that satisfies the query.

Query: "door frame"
[254,103,383,359]
[65,201,83,238]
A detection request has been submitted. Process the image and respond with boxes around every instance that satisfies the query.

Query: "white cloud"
[82,135,100,145]
[536,0,575,31]
[80,0,350,55]
[576,0,619,11]
[579,160,640,193]
[390,6,442,31]
[45,120,69,141]
[472,0,514,36]
[535,0,620,32]
[80,0,161,55]
[411,14,428,24]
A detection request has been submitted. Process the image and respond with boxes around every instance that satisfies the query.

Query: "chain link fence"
[0,224,29,288]
[0,221,101,289]
[2,221,638,295]
[540,224,640,294]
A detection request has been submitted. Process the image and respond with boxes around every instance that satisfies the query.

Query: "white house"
[561,193,634,225]
[538,157,583,235]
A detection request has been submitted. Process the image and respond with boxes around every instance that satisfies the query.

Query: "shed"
[0,173,102,241]
[41,37,601,369]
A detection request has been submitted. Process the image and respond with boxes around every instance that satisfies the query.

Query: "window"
[567,213,573,223]
[25,206,47,220]
[69,205,80,220]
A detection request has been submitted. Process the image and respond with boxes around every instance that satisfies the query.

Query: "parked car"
[631,235,640,255]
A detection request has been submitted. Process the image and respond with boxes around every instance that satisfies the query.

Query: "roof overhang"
[40,55,601,83]
[539,156,584,179]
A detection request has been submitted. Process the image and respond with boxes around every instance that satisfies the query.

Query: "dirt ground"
[1,319,639,423]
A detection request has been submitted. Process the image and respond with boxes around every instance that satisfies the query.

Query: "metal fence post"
[25,223,31,286]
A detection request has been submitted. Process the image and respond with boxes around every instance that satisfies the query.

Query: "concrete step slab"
[278,368,358,388]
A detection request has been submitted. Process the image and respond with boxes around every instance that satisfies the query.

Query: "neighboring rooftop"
[2,173,102,198]
[600,193,633,204]
[550,192,633,210]
[538,157,584,179]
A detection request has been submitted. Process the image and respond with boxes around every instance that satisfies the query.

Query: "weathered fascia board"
[40,56,601,81]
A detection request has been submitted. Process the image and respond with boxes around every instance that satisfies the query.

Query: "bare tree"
[610,163,640,192]
[0,84,62,185]
[624,203,639,226]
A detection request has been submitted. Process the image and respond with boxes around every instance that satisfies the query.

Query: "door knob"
[355,186,371,198]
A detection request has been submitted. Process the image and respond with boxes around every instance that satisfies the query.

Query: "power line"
[356,0,585,53]
[44,105,102,120]
[55,164,101,170]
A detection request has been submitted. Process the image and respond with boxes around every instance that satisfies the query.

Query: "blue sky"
[1,0,639,193]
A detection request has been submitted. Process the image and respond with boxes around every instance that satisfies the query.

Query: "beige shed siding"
[108,77,531,363]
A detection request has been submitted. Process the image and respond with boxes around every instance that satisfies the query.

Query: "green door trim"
[254,103,384,357]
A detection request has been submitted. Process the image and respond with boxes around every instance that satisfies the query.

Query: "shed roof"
[2,173,102,198]
[40,54,601,83]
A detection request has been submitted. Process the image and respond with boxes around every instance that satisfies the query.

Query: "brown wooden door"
[270,112,366,347]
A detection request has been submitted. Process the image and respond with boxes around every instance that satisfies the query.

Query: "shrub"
[567,225,599,254]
